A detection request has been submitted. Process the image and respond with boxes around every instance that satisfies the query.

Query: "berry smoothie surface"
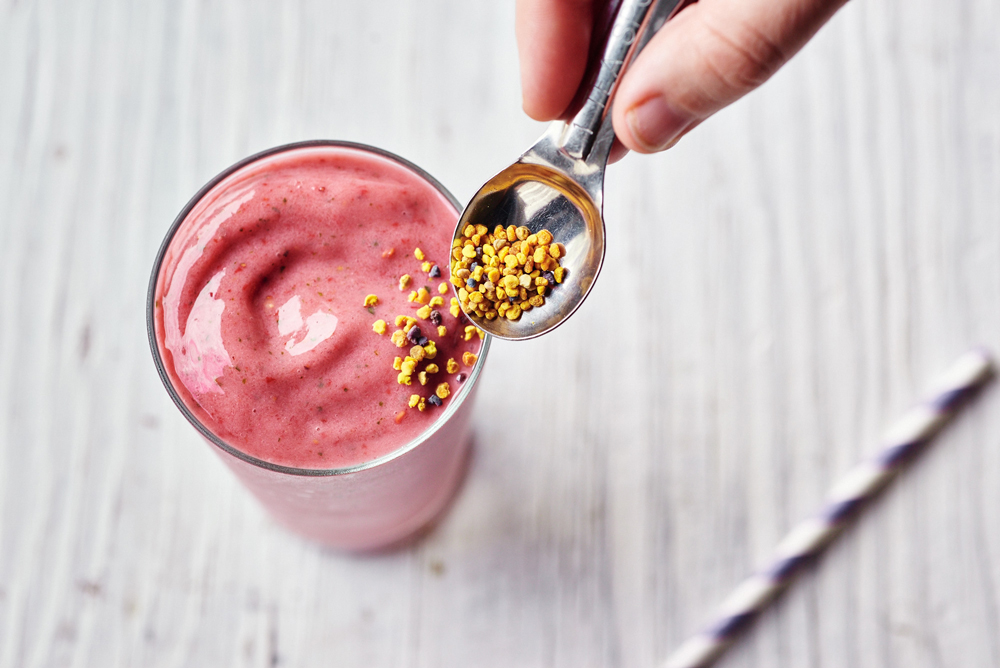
[153,146,483,470]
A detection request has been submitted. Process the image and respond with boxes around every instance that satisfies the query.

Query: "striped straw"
[663,348,994,668]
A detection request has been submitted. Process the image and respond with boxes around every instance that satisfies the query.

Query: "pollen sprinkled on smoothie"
[414,248,425,260]
[364,294,379,307]
[462,352,477,367]
[372,247,481,412]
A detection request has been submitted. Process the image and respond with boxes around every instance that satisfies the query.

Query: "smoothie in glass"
[148,142,487,550]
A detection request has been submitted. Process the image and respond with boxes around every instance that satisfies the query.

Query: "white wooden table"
[2,1,999,666]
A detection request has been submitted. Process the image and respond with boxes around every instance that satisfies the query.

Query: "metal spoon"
[452,0,693,340]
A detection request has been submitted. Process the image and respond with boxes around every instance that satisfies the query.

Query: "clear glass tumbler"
[147,141,489,550]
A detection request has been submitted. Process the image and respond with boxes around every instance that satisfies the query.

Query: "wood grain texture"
[1,0,999,666]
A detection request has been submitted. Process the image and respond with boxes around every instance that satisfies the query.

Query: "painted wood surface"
[1,0,999,666]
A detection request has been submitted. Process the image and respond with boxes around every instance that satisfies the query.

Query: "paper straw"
[663,349,994,668]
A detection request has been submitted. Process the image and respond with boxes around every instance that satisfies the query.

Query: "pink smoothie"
[153,146,482,470]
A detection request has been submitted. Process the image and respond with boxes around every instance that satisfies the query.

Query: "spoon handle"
[561,0,695,162]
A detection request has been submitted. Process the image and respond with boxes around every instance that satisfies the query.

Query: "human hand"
[516,0,848,158]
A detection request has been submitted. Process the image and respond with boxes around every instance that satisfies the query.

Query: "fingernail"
[625,96,691,151]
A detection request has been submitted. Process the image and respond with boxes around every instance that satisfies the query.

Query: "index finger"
[516,0,596,121]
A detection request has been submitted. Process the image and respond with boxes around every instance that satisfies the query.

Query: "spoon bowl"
[456,161,605,339]
[452,0,692,339]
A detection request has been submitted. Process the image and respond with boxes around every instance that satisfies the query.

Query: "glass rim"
[146,140,491,477]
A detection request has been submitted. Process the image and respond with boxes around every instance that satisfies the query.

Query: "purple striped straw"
[663,349,994,668]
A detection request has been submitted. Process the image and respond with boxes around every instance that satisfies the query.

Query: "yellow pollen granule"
[423,341,438,359]
[390,330,407,348]
[399,274,412,290]
[425,363,439,374]
[393,356,403,370]
[372,319,387,334]
[414,248,425,260]
[417,397,427,411]
[418,371,428,385]
[446,358,459,374]
[462,352,478,367]
[435,382,451,399]
[421,261,432,272]
[407,290,418,302]
[437,325,447,337]
[429,296,444,307]
[409,394,420,408]
[416,305,432,320]
[397,372,412,385]
[394,315,407,328]
[438,282,449,294]
[401,360,417,376]
[450,304,461,318]
[416,287,430,304]
[410,345,426,362]
[364,294,379,307]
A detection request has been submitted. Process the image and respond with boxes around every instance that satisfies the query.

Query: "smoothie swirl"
[153,147,482,469]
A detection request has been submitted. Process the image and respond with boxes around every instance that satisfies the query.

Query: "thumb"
[612,0,847,153]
